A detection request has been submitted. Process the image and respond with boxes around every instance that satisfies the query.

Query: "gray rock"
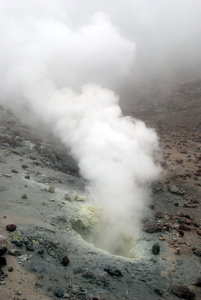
[8,249,22,256]
[170,185,185,195]
[172,285,195,300]
[36,174,62,184]
[54,288,64,298]
[64,190,77,201]
[48,186,55,193]
[30,262,46,273]
[64,190,85,202]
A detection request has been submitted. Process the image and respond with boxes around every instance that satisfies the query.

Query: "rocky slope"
[0,78,201,299]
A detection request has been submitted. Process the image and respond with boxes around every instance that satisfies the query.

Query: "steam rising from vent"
[1,3,162,254]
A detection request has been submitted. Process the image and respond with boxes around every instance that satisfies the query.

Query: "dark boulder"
[104,267,123,277]
[61,256,70,266]
[152,242,160,255]
[172,285,195,300]
[6,224,17,232]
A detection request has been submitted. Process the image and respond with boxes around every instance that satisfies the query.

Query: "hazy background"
[2,0,201,83]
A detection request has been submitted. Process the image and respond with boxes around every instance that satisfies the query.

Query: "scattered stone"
[194,277,201,287]
[6,224,17,232]
[3,174,12,178]
[179,224,187,231]
[190,199,199,204]
[154,288,164,296]
[170,185,185,195]
[64,190,85,202]
[82,270,96,279]
[152,242,160,255]
[16,290,22,295]
[155,210,163,218]
[21,194,27,199]
[171,285,195,300]
[68,284,82,294]
[0,257,7,266]
[0,237,7,256]
[174,248,181,255]
[21,164,29,169]
[178,230,184,237]
[149,204,155,209]
[76,194,86,202]
[25,175,30,180]
[12,150,21,155]
[104,267,123,277]
[164,225,170,231]
[61,256,70,266]
[26,244,34,251]
[193,249,201,257]
[158,236,165,241]
[8,249,22,256]
[11,169,18,173]
[48,186,55,193]
[64,190,77,201]
[36,174,62,184]
[144,224,162,233]
[30,262,46,273]
[63,292,71,298]
[185,219,191,225]
[54,288,64,298]
[8,266,13,272]
[18,254,29,262]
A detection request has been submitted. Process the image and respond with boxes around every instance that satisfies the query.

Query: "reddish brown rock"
[8,266,13,272]
[164,225,170,231]
[174,248,181,255]
[21,164,29,169]
[21,193,27,199]
[155,211,163,218]
[6,224,17,232]
[185,219,191,225]
[190,199,199,204]
[178,230,184,237]
[144,224,162,233]
[179,224,188,231]
[0,256,7,266]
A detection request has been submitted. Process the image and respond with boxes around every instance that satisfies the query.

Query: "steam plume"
[1,2,162,254]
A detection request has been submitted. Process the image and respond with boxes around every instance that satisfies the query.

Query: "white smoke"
[1,1,162,254]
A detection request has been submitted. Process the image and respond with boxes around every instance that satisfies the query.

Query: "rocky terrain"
[0,78,201,300]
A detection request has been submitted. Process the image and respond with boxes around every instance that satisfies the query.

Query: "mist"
[2,0,200,254]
